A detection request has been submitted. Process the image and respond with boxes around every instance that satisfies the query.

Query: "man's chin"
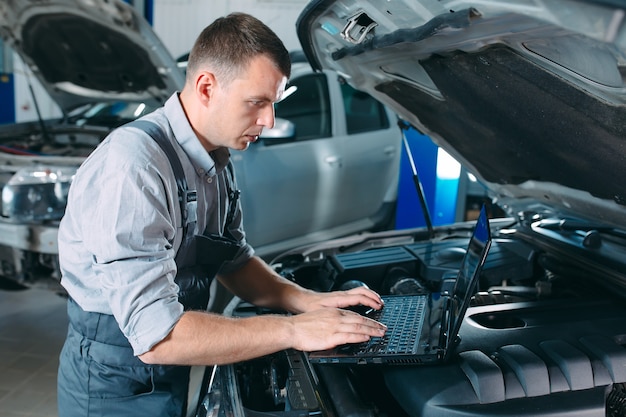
[236,141,251,151]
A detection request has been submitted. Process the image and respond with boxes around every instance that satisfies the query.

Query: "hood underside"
[0,0,184,111]
[297,0,626,227]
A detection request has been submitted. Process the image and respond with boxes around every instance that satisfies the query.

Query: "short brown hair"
[186,12,291,84]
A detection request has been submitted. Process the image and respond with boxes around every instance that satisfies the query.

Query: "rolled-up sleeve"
[62,130,184,355]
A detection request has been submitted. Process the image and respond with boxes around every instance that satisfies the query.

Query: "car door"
[231,70,342,253]
[325,75,401,229]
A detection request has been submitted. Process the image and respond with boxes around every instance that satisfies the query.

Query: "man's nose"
[258,105,275,129]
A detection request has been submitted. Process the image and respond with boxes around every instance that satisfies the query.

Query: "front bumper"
[0,221,61,288]
[0,221,59,253]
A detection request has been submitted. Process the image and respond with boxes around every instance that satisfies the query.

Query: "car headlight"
[1,165,76,222]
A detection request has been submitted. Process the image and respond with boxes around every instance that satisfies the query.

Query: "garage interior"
[0,288,67,417]
[0,1,491,416]
[0,3,302,415]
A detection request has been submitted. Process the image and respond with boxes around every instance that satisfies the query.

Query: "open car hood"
[0,0,184,112]
[297,0,626,227]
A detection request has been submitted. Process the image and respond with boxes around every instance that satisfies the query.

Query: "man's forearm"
[138,310,294,365]
[138,257,388,366]
[217,256,314,313]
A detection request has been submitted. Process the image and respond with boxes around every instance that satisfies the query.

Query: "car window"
[340,82,390,134]
[274,73,331,141]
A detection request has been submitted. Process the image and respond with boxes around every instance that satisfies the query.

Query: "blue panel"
[0,73,15,124]
[395,128,460,229]
[433,177,459,225]
[144,0,153,25]
[395,128,438,229]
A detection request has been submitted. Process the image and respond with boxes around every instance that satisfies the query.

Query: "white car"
[0,0,402,290]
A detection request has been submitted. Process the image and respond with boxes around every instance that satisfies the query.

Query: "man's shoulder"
[78,116,171,180]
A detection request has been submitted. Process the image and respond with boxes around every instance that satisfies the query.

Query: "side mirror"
[259,118,296,142]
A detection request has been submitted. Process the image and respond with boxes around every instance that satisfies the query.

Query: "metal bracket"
[341,11,378,44]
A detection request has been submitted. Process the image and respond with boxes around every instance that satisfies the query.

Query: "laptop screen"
[444,205,492,353]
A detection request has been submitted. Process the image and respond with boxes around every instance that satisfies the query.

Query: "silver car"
[0,0,402,290]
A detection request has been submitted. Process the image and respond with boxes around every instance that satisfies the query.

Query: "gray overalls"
[57,121,242,417]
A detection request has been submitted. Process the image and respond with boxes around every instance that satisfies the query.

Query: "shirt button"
[197,168,205,175]
[207,177,213,184]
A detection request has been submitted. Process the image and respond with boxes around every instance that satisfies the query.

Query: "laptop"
[308,205,492,365]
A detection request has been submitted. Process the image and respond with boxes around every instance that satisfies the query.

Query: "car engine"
[214,219,626,417]
[0,124,107,158]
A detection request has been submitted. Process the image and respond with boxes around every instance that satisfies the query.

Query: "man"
[57,12,386,417]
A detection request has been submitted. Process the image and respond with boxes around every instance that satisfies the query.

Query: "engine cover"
[383,298,626,417]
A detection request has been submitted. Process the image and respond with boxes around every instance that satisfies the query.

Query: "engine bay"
[222,225,626,417]
[0,125,106,158]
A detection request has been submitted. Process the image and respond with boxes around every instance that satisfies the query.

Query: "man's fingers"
[343,312,386,333]
[337,288,384,310]
[291,308,387,352]
[340,320,387,338]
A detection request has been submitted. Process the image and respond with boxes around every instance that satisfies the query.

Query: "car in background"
[0,0,402,291]
[188,1,626,417]
[232,52,400,255]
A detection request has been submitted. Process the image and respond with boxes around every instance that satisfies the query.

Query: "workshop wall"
[153,0,308,59]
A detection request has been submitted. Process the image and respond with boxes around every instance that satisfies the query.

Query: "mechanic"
[56,12,386,417]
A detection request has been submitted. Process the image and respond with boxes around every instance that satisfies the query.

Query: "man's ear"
[195,71,217,105]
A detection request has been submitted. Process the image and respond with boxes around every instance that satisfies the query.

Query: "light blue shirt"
[58,93,254,355]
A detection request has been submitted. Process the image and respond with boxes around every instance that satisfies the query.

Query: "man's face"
[206,54,287,151]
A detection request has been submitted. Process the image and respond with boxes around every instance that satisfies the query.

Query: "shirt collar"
[163,92,230,178]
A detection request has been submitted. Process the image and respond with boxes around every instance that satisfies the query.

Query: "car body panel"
[0,0,184,111]
[296,0,626,228]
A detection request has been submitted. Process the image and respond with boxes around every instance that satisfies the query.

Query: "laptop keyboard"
[356,295,426,355]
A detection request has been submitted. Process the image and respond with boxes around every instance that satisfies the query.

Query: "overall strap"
[223,161,241,239]
[125,120,197,249]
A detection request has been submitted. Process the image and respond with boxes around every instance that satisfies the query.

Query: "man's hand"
[286,286,387,352]
[216,257,388,353]
[289,307,387,352]
[295,285,385,314]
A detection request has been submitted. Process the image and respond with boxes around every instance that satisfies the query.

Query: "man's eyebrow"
[248,95,275,103]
